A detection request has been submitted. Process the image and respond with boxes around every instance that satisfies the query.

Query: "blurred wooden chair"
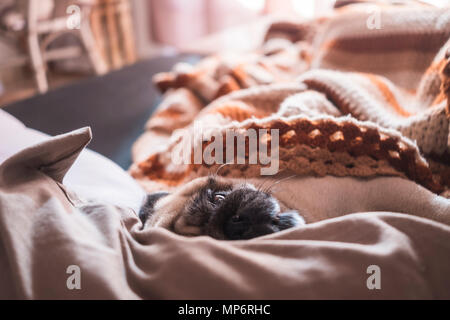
[0,0,107,93]
[90,0,136,70]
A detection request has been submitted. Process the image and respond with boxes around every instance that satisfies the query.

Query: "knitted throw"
[130,4,450,197]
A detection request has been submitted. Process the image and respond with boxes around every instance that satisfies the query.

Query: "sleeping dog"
[139,176,304,240]
[139,174,450,240]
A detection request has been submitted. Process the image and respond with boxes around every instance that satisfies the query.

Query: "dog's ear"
[277,210,305,230]
[139,192,169,224]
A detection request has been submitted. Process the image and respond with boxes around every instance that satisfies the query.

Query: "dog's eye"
[231,215,242,222]
[213,193,226,203]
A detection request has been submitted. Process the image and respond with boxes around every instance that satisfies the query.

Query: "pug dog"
[139,174,450,240]
[139,176,304,240]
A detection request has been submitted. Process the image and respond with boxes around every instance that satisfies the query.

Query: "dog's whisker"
[215,163,232,177]
[256,176,271,192]
[258,169,287,192]
[265,174,298,193]
[258,171,281,193]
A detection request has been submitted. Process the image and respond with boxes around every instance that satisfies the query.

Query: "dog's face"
[139,176,304,240]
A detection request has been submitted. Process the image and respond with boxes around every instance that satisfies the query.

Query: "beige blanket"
[1,128,450,299]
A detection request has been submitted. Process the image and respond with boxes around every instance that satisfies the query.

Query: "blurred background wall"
[135,0,336,56]
[0,0,447,104]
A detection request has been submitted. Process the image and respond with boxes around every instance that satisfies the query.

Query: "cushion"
[0,110,146,212]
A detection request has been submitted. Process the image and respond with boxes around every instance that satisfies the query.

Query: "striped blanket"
[130,3,450,197]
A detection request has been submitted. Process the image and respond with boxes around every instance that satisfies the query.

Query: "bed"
[1,1,450,299]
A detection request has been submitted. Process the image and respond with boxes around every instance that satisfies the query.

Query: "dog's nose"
[224,213,275,240]
[224,215,249,240]
[223,210,304,240]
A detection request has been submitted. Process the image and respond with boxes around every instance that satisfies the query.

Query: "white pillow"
[0,110,146,212]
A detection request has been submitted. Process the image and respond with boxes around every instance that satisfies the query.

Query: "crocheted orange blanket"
[130,3,450,197]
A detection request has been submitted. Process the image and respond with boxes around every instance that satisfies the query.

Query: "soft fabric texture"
[1,128,450,299]
[0,110,146,212]
[130,4,450,197]
[2,2,450,300]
